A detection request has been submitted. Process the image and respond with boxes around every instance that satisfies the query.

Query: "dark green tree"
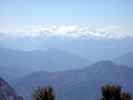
[121,92,132,100]
[32,86,55,100]
[100,84,131,100]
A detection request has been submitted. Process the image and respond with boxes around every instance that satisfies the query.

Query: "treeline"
[32,84,132,100]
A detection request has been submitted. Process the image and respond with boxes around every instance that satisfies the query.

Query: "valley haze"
[0,0,133,100]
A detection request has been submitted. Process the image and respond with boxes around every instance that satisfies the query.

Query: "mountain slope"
[0,47,89,80]
[114,52,133,67]
[0,77,23,100]
[13,61,133,100]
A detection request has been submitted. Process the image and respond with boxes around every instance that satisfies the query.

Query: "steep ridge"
[0,77,23,100]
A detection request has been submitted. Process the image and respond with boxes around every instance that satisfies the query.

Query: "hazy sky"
[0,0,133,37]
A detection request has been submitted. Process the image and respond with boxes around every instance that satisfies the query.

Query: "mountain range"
[0,43,133,100]
[0,36,133,61]
[12,61,133,100]
[0,47,89,81]
[0,46,133,81]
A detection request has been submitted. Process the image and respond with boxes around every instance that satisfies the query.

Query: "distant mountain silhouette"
[0,47,89,80]
[13,61,133,100]
[1,37,133,61]
[0,77,23,100]
[114,52,133,67]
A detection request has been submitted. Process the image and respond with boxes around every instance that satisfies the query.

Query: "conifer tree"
[33,86,55,100]
[100,84,131,100]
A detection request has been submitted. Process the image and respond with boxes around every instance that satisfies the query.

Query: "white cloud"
[31,25,79,36]
[0,25,133,39]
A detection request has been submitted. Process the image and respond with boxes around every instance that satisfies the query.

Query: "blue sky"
[0,0,133,37]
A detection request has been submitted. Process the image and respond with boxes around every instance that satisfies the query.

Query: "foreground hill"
[13,61,133,100]
[0,47,88,80]
[0,77,23,100]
